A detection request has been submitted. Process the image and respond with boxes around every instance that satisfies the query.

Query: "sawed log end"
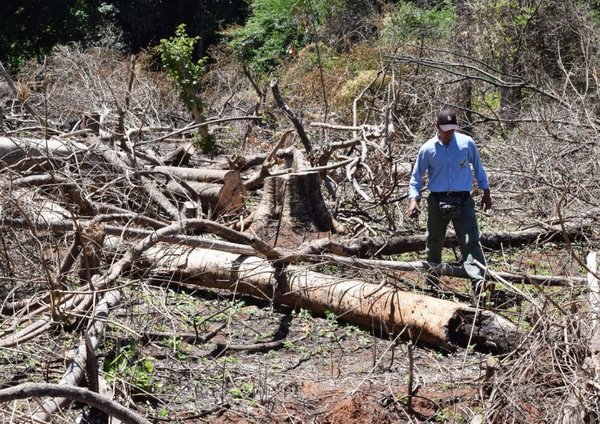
[446,308,522,354]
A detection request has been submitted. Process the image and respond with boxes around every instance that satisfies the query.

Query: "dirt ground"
[0,279,488,424]
[0,240,582,423]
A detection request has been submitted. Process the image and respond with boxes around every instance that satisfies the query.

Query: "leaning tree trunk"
[142,244,521,354]
[249,171,342,247]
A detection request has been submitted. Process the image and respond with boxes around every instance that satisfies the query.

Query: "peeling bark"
[142,244,521,353]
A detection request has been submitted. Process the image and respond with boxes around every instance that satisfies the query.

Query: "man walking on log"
[406,109,492,305]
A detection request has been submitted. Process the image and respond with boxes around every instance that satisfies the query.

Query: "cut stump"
[249,171,342,247]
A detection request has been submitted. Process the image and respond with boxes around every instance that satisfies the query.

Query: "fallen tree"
[140,242,522,354]
[301,223,594,258]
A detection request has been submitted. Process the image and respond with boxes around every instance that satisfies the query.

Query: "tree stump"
[249,171,341,247]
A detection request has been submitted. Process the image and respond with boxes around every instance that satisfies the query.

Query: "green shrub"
[381,1,454,45]
[227,0,307,74]
[157,23,213,151]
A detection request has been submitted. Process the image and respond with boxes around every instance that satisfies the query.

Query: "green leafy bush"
[227,0,307,74]
[157,23,207,115]
[157,23,213,151]
[381,1,454,45]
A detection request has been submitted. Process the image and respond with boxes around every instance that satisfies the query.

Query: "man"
[406,109,492,304]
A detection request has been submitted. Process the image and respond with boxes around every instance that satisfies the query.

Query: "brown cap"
[437,109,459,131]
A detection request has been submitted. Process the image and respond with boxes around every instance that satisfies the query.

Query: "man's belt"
[430,191,470,197]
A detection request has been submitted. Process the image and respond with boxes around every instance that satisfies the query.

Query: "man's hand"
[481,189,492,211]
[407,198,420,219]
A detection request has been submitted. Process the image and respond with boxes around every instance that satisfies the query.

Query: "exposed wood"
[165,169,246,216]
[0,136,87,171]
[142,244,521,354]
[270,79,312,157]
[80,221,105,286]
[588,252,600,375]
[0,208,586,288]
[33,289,122,420]
[105,228,588,287]
[244,130,292,190]
[153,165,239,183]
[298,223,593,257]
[249,171,341,247]
[159,142,195,166]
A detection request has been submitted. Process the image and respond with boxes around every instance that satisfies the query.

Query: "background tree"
[0,0,111,71]
[108,0,247,53]
[0,0,248,72]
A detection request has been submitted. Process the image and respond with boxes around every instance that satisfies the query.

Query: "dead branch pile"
[0,38,599,423]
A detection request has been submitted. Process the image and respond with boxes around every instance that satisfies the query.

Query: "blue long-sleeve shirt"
[408,132,489,199]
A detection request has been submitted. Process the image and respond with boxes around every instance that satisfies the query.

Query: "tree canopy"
[0,0,247,71]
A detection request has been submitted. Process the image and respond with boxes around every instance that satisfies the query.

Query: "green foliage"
[227,0,307,74]
[0,0,116,71]
[229,381,255,399]
[158,24,207,115]
[381,0,454,45]
[227,0,366,74]
[104,342,156,392]
[157,23,214,151]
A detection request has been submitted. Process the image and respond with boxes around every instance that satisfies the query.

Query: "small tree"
[157,24,213,151]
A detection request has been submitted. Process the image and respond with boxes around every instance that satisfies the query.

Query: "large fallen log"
[141,244,521,354]
[0,209,585,288]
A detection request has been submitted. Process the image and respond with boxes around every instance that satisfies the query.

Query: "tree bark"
[165,169,246,216]
[0,136,87,171]
[0,382,150,424]
[152,166,239,183]
[270,79,312,157]
[249,171,340,247]
[142,244,521,354]
[306,223,592,257]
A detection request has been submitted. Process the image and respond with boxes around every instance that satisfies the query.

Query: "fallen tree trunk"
[33,290,122,421]
[142,244,521,354]
[0,136,88,171]
[151,165,239,183]
[0,211,585,287]
[301,223,593,257]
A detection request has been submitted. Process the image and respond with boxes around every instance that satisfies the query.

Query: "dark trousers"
[426,193,486,283]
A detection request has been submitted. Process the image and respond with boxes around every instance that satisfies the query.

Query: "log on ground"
[142,244,521,354]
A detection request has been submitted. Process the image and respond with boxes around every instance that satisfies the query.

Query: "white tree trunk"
[143,244,520,353]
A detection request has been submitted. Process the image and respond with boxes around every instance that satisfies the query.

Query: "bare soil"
[1,278,488,423]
